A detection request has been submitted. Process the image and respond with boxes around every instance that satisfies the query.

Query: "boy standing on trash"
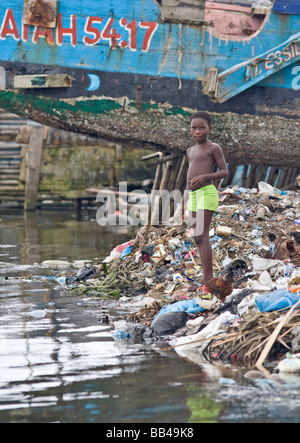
[182,111,228,285]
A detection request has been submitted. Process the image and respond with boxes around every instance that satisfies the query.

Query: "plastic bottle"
[113,330,131,340]
[284,263,294,277]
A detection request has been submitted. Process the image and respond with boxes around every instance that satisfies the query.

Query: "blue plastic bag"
[121,245,132,258]
[156,298,205,318]
[255,290,300,313]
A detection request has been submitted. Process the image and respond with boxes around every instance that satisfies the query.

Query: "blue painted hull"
[0,0,298,152]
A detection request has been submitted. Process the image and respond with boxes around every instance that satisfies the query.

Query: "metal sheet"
[22,0,59,28]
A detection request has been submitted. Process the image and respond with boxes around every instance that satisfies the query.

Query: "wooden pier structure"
[142,151,300,197]
[139,151,300,225]
[0,110,97,211]
[0,109,299,215]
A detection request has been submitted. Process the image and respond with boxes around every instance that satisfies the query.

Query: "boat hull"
[0,0,299,166]
[1,60,299,119]
[1,83,298,168]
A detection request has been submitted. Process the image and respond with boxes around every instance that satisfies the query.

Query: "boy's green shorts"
[188,184,219,213]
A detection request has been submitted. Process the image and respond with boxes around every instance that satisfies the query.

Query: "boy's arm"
[205,144,228,182]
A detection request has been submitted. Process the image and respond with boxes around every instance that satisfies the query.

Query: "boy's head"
[190,111,212,143]
[190,111,212,127]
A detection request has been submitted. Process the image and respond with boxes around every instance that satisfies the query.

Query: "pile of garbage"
[69,182,300,373]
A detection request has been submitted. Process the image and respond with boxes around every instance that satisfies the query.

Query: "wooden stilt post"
[167,157,183,218]
[168,157,182,191]
[255,165,269,185]
[151,159,173,226]
[241,165,249,188]
[151,153,163,192]
[24,124,44,211]
[290,168,300,186]
[205,161,298,190]
[246,165,257,189]
[276,166,289,189]
[283,167,294,188]
[222,163,238,188]
[145,152,163,226]
[268,166,279,187]
[175,156,188,193]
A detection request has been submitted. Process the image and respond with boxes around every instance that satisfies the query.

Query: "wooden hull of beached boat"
[0,0,299,166]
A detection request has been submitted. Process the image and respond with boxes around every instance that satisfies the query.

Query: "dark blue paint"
[273,0,300,14]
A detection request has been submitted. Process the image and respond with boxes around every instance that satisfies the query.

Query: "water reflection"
[0,210,300,423]
[0,210,136,266]
[1,210,209,423]
[23,213,42,264]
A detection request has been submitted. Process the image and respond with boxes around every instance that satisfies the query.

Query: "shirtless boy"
[183,111,228,285]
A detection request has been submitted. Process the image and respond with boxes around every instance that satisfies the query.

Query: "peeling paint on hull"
[1,88,299,168]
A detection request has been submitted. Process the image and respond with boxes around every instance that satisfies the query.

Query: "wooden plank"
[0,119,24,125]
[290,168,300,185]
[246,165,258,188]
[159,0,205,23]
[168,157,183,192]
[151,160,173,225]
[282,167,294,188]
[256,301,300,370]
[241,165,249,188]
[24,126,44,211]
[141,152,163,162]
[175,156,188,193]
[215,31,300,103]
[0,180,19,186]
[14,74,73,89]
[0,169,20,174]
[276,166,289,189]
[0,144,22,149]
[0,113,27,121]
[152,156,164,191]
[0,151,21,156]
[0,187,24,193]
[0,67,5,90]
[0,129,21,134]
[0,154,21,158]
[0,142,23,148]
[221,163,238,187]
[255,165,269,184]
[0,161,21,166]
[267,166,280,186]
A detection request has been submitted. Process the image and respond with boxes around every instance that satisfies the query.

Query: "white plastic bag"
[278,353,300,373]
[172,312,234,356]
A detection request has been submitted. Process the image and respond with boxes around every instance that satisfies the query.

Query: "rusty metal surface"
[22,0,59,28]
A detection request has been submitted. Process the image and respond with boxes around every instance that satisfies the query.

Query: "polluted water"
[0,209,300,423]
